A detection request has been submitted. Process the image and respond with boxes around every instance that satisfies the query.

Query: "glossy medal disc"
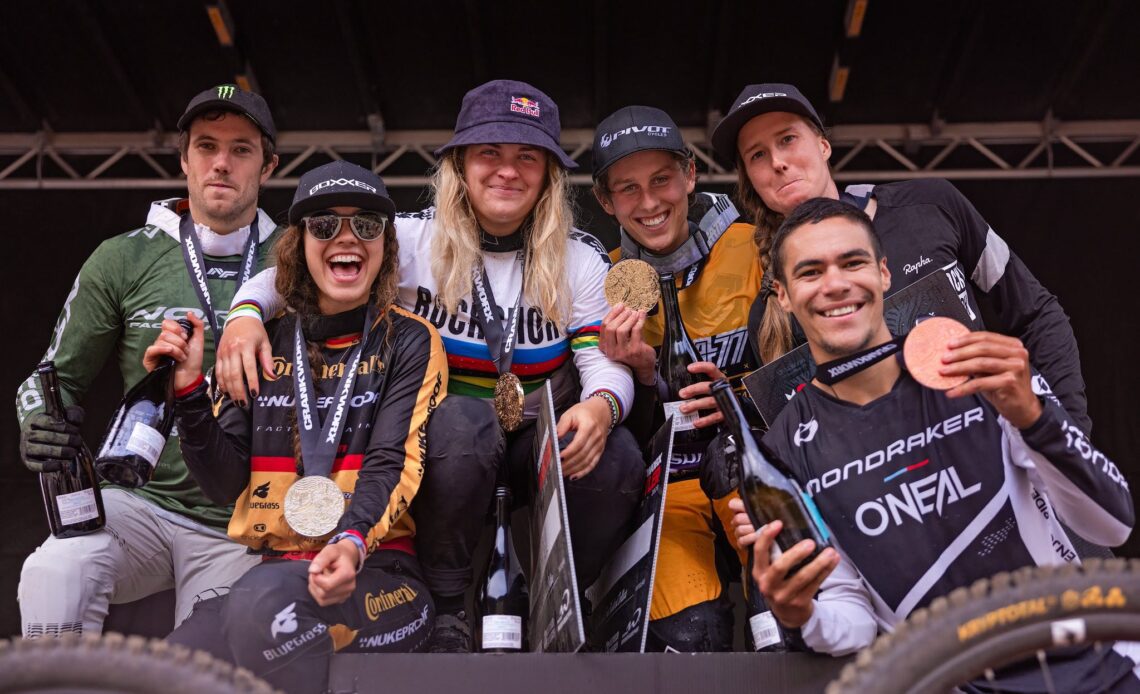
[283,475,345,538]
[903,316,970,391]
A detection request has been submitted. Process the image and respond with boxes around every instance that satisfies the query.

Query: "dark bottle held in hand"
[95,318,193,488]
[474,485,529,652]
[744,569,786,652]
[36,362,105,537]
[656,273,714,446]
[711,380,831,577]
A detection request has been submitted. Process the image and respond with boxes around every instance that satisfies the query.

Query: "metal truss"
[1,119,1138,190]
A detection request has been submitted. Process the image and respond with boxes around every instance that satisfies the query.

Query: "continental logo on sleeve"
[364,583,419,621]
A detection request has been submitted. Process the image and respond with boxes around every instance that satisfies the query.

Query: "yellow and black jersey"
[175,304,447,554]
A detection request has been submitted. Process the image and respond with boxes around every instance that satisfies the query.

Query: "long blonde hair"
[429,148,573,328]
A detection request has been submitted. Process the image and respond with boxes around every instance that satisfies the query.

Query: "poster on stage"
[744,260,984,426]
[585,417,674,652]
[528,380,586,653]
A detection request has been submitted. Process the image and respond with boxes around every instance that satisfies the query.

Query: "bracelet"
[328,530,367,573]
[588,390,621,432]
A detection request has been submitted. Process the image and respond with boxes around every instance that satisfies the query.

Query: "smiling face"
[304,206,385,315]
[596,150,696,255]
[462,143,549,235]
[180,112,275,233]
[737,111,838,216]
[774,216,892,363]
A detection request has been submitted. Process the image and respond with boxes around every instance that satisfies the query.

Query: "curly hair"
[429,148,573,329]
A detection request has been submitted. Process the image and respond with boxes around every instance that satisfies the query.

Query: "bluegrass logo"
[253,481,270,498]
[510,96,541,117]
[270,602,298,639]
[310,178,376,195]
[793,418,818,447]
[217,85,236,100]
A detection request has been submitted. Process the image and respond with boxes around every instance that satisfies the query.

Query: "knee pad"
[646,597,735,652]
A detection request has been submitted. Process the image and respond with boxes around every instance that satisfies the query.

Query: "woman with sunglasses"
[214,80,644,652]
[707,83,1091,434]
[148,161,447,692]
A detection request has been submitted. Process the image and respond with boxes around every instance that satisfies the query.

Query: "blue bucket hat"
[435,79,578,169]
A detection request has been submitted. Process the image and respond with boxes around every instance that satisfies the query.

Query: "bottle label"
[56,488,99,525]
[126,422,166,467]
[481,614,523,650]
[662,400,698,432]
[749,611,782,650]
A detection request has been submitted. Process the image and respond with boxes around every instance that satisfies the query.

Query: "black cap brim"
[710,96,824,165]
[289,191,397,225]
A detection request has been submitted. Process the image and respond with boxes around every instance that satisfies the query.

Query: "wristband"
[588,390,621,432]
[328,530,367,573]
[226,300,264,325]
[174,374,207,400]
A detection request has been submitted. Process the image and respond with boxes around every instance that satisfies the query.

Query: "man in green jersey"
[15,85,281,637]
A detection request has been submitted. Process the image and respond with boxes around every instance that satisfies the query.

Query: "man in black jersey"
[729,198,1137,690]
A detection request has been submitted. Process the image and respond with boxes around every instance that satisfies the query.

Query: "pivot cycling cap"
[435,79,578,169]
[289,161,396,225]
[710,83,824,165]
[592,106,689,181]
[178,84,278,145]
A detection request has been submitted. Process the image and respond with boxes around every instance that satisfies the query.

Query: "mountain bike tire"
[0,632,277,694]
[826,558,1140,694]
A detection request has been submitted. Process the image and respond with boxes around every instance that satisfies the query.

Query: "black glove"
[699,428,739,500]
[19,405,86,473]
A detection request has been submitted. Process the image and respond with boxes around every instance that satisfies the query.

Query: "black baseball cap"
[592,106,689,181]
[435,79,577,169]
[177,84,278,144]
[710,83,824,164]
[289,161,396,224]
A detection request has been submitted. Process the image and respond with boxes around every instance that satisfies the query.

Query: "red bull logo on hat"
[510,96,541,118]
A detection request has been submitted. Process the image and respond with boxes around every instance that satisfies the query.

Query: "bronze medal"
[283,475,345,538]
[494,372,525,432]
[604,259,660,312]
[903,316,971,391]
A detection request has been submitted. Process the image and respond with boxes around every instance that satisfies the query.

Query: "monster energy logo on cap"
[217,84,236,99]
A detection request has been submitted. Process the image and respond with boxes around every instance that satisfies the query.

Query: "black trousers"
[415,395,644,599]
[168,550,433,694]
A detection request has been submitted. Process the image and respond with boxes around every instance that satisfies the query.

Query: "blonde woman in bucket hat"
[214,80,644,652]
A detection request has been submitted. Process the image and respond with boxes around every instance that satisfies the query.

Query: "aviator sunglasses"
[303,211,388,241]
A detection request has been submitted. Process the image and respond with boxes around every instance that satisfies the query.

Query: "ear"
[593,186,615,215]
[260,154,280,184]
[819,136,832,162]
[683,159,697,195]
[775,279,792,313]
[879,257,891,293]
[180,151,190,177]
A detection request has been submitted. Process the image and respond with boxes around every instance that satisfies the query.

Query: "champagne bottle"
[744,570,787,652]
[95,319,193,488]
[36,362,106,537]
[474,485,529,653]
[711,380,830,577]
[656,273,714,446]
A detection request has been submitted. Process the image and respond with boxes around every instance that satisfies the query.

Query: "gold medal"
[604,259,660,312]
[493,372,525,432]
[283,475,345,538]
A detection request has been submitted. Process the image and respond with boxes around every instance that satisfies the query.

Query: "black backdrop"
[2,177,1138,636]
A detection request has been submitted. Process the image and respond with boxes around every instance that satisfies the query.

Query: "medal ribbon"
[470,254,525,377]
[813,336,904,386]
[292,309,375,478]
[179,213,260,349]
